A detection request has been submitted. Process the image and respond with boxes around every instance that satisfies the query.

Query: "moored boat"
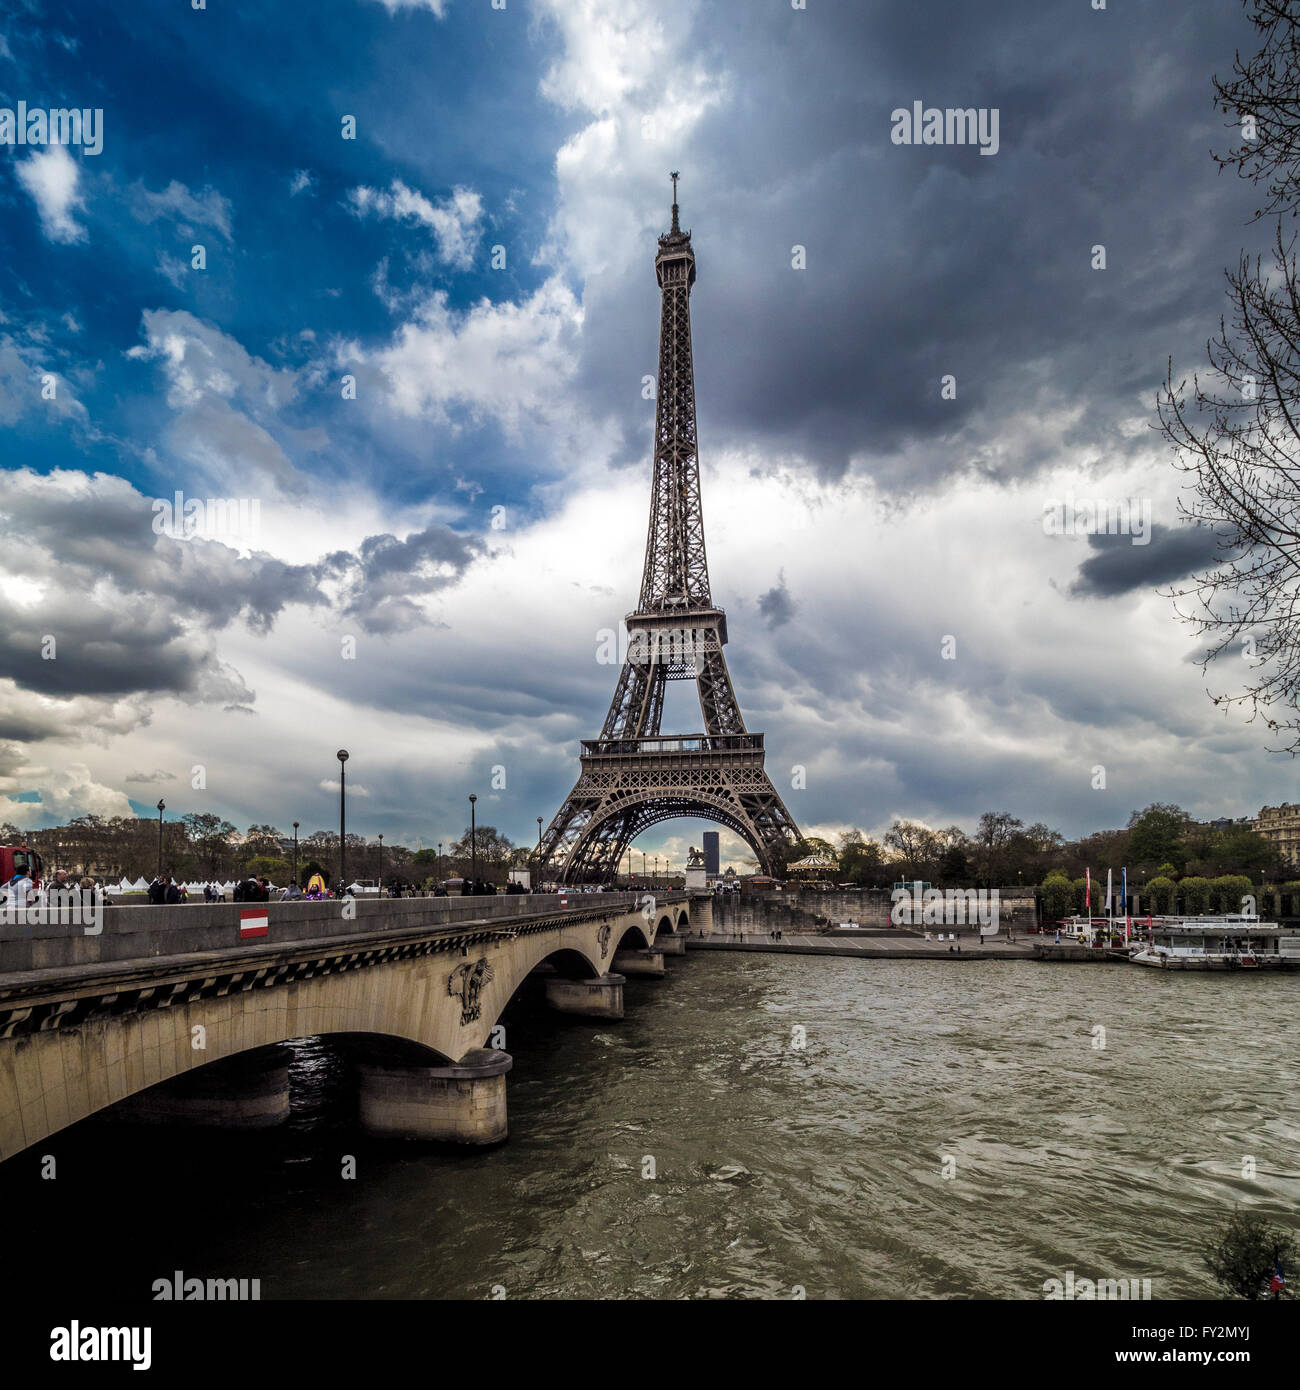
[1126,914,1300,971]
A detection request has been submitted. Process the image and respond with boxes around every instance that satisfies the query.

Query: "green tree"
[1145,876,1178,914]
[1180,875,1212,913]
[838,831,888,886]
[1204,1210,1295,1300]
[1127,804,1190,870]
[1038,871,1074,920]
[1217,827,1281,876]
[1282,881,1300,915]
[1210,874,1255,913]
[244,855,289,881]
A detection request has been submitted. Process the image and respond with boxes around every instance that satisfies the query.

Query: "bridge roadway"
[0,890,708,1158]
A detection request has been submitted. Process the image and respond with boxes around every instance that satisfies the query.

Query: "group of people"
[1,867,105,909]
[147,875,191,904]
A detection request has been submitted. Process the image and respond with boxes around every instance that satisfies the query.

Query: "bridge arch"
[0,896,682,1158]
[560,796,777,884]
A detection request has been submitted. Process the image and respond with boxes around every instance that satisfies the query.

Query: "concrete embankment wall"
[0,892,677,974]
[711,887,1040,937]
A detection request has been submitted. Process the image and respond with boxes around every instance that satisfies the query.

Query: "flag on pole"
[1122,867,1129,941]
[1105,868,1113,915]
[1271,1259,1285,1295]
[1085,866,1091,913]
[240,908,268,939]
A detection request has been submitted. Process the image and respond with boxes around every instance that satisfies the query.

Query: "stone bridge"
[0,890,711,1158]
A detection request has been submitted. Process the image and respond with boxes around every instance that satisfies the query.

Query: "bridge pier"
[357,1048,512,1145]
[111,1046,291,1130]
[656,934,686,956]
[544,972,625,1019]
[612,949,665,978]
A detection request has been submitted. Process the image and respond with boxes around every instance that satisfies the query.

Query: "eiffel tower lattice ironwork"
[538,176,802,885]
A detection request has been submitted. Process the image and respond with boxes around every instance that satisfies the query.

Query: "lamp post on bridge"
[292,822,299,885]
[156,799,165,878]
[535,816,543,892]
[641,849,647,885]
[378,832,384,890]
[337,750,349,892]
[655,854,659,888]
[469,794,478,891]
[437,842,442,889]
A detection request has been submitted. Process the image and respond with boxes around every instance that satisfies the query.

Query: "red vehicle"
[0,844,44,891]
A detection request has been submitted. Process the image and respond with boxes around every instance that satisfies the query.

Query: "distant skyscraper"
[703,831,719,875]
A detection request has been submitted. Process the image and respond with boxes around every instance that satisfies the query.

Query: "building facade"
[1252,805,1300,868]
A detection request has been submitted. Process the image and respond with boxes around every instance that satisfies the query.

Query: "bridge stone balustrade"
[0,891,712,1159]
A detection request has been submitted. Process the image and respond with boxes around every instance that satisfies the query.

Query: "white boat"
[1127,914,1300,971]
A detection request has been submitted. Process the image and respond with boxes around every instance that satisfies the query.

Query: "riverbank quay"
[686,931,1035,961]
[1033,941,1125,963]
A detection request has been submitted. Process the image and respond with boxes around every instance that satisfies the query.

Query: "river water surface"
[4,954,1298,1300]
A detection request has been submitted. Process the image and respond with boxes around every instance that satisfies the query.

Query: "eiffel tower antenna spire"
[536,198,801,885]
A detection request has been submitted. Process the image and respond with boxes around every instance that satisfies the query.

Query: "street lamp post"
[655,854,659,887]
[468,795,478,892]
[292,822,299,885]
[156,799,166,878]
[437,842,442,888]
[642,849,647,884]
[536,816,543,892]
[337,750,349,892]
[378,832,384,889]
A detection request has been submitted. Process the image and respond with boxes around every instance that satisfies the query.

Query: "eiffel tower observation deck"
[538,175,802,885]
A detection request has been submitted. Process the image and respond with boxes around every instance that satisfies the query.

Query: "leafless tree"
[1158,0,1300,751]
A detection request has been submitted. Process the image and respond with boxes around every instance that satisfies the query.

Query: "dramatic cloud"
[358,278,584,437]
[758,572,796,629]
[1,0,1291,857]
[1070,524,1233,598]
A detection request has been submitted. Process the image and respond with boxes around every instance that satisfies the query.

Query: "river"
[3,953,1297,1300]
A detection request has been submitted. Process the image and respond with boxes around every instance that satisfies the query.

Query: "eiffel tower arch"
[539,176,803,885]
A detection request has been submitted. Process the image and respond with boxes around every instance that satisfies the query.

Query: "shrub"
[1180,876,1211,913]
[1145,875,1177,913]
[1204,1211,1295,1300]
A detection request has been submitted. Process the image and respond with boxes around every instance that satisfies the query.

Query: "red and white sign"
[240,909,268,939]
[559,896,568,908]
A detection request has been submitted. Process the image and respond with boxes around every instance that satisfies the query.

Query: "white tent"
[131,877,149,893]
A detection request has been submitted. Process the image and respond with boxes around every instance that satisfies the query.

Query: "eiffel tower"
[538,175,802,885]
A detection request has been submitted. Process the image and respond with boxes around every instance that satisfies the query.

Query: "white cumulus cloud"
[16,145,86,244]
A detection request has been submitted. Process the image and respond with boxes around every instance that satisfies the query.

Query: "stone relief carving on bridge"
[597,923,611,958]
[448,957,494,1026]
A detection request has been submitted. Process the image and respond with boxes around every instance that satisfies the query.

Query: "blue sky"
[1,0,1295,871]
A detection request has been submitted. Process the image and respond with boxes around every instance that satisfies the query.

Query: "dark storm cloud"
[1069,523,1230,598]
[1,474,485,708]
[320,524,485,634]
[758,572,796,629]
[576,0,1259,491]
